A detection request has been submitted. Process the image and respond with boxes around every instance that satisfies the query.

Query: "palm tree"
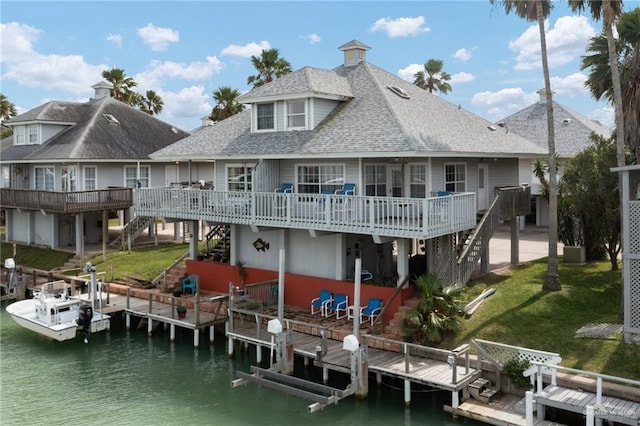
[581,11,640,162]
[247,48,292,89]
[138,90,164,115]
[209,86,245,122]
[413,59,452,94]
[491,0,560,291]
[568,1,625,168]
[1,93,17,121]
[101,68,138,104]
[1,94,17,138]
[400,274,464,345]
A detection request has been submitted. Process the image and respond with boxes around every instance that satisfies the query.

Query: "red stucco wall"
[186,260,415,323]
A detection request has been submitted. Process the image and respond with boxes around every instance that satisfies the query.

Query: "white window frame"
[28,124,39,144]
[83,166,97,190]
[409,164,427,198]
[444,162,466,193]
[364,164,386,196]
[286,99,306,130]
[255,102,275,131]
[296,164,345,194]
[1,166,10,188]
[124,165,150,188]
[226,164,253,192]
[34,166,55,190]
[14,126,25,145]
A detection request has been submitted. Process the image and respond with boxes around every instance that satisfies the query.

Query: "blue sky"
[2,1,635,132]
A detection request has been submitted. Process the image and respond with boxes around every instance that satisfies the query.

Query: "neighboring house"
[139,40,544,310]
[612,164,640,345]
[0,81,197,256]
[496,89,612,226]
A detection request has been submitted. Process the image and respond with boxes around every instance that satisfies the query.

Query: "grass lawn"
[440,258,638,379]
[1,242,637,380]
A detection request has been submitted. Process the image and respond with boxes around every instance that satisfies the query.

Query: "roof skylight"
[387,86,410,99]
[103,114,119,124]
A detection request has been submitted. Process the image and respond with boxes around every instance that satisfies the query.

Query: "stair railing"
[370,274,410,335]
[151,250,189,287]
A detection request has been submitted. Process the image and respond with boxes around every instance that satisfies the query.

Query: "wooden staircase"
[382,296,420,340]
[468,377,500,403]
[205,224,231,260]
[109,216,154,249]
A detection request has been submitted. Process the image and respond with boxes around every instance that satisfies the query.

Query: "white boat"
[6,277,110,343]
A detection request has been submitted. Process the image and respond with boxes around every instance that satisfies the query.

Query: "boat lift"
[231,255,369,413]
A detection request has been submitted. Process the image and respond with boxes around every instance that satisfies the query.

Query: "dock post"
[404,380,411,406]
[126,313,131,330]
[304,357,309,368]
[525,391,534,426]
[227,323,234,357]
[450,390,459,409]
[194,329,199,348]
[148,318,153,336]
[209,326,215,343]
[376,372,382,385]
[170,324,175,341]
[585,405,594,426]
[256,344,262,365]
[323,367,329,384]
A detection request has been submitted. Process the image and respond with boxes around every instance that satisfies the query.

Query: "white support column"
[173,222,181,240]
[75,213,84,259]
[209,326,215,343]
[335,233,346,281]
[193,329,199,348]
[125,313,131,330]
[323,367,329,384]
[227,322,234,357]
[170,324,175,341]
[511,217,519,265]
[585,405,595,426]
[396,238,409,285]
[147,318,153,335]
[256,345,262,365]
[376,372,382,385]
[404,380,411,406]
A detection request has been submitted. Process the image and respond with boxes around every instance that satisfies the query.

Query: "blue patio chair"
[335,183,356,195]
[325,293,349,319]
[310,290,333,315]
[360,298,383,326]
[181,275,198,295]
[275,183,294,193]
[437,190,451,197]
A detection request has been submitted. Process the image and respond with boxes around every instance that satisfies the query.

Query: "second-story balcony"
[135,188,478,240]
[0,188,133,214]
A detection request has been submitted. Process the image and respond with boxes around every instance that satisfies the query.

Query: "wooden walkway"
[226,306,481,407]
[537,384,640,426]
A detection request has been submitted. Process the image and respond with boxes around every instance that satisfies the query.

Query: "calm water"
[0,303,481,426]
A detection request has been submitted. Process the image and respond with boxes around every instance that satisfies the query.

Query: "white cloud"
[300,34,321,44]
[0,22,106,94]
[453,48,471,62]
[471,88,539,120]
[158,85,212,131]
[588,105,614,129]
[137,23,179,52]
[370,16,430,38]
[397,63,423,82]
[0,22,42,62]
[106,33,122,48]
[550,72,588,96]
[450,72,475,84]
[509,15,596,71]
[135,56,224,90]
[221,41,271,58]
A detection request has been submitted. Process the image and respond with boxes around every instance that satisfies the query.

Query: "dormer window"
[256,103,275,131]
[286,100,306,129]
[14,124,40,145]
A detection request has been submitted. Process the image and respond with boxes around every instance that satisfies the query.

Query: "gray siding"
[41,124,69,144]
[312,98,340,128]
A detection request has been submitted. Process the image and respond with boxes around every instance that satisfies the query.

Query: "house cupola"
[536,88,555,105]
[338,40,371,67]
[92,81,114,99]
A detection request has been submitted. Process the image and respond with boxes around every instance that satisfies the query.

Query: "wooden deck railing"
[135,188,477,240]
[0,188,133,213]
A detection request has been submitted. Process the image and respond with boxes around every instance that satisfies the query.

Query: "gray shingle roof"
[496,100,612,157]
[152,58,547,161]
[1,97,190,162]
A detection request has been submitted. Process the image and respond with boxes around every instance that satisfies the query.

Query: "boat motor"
[77,304,93,344]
